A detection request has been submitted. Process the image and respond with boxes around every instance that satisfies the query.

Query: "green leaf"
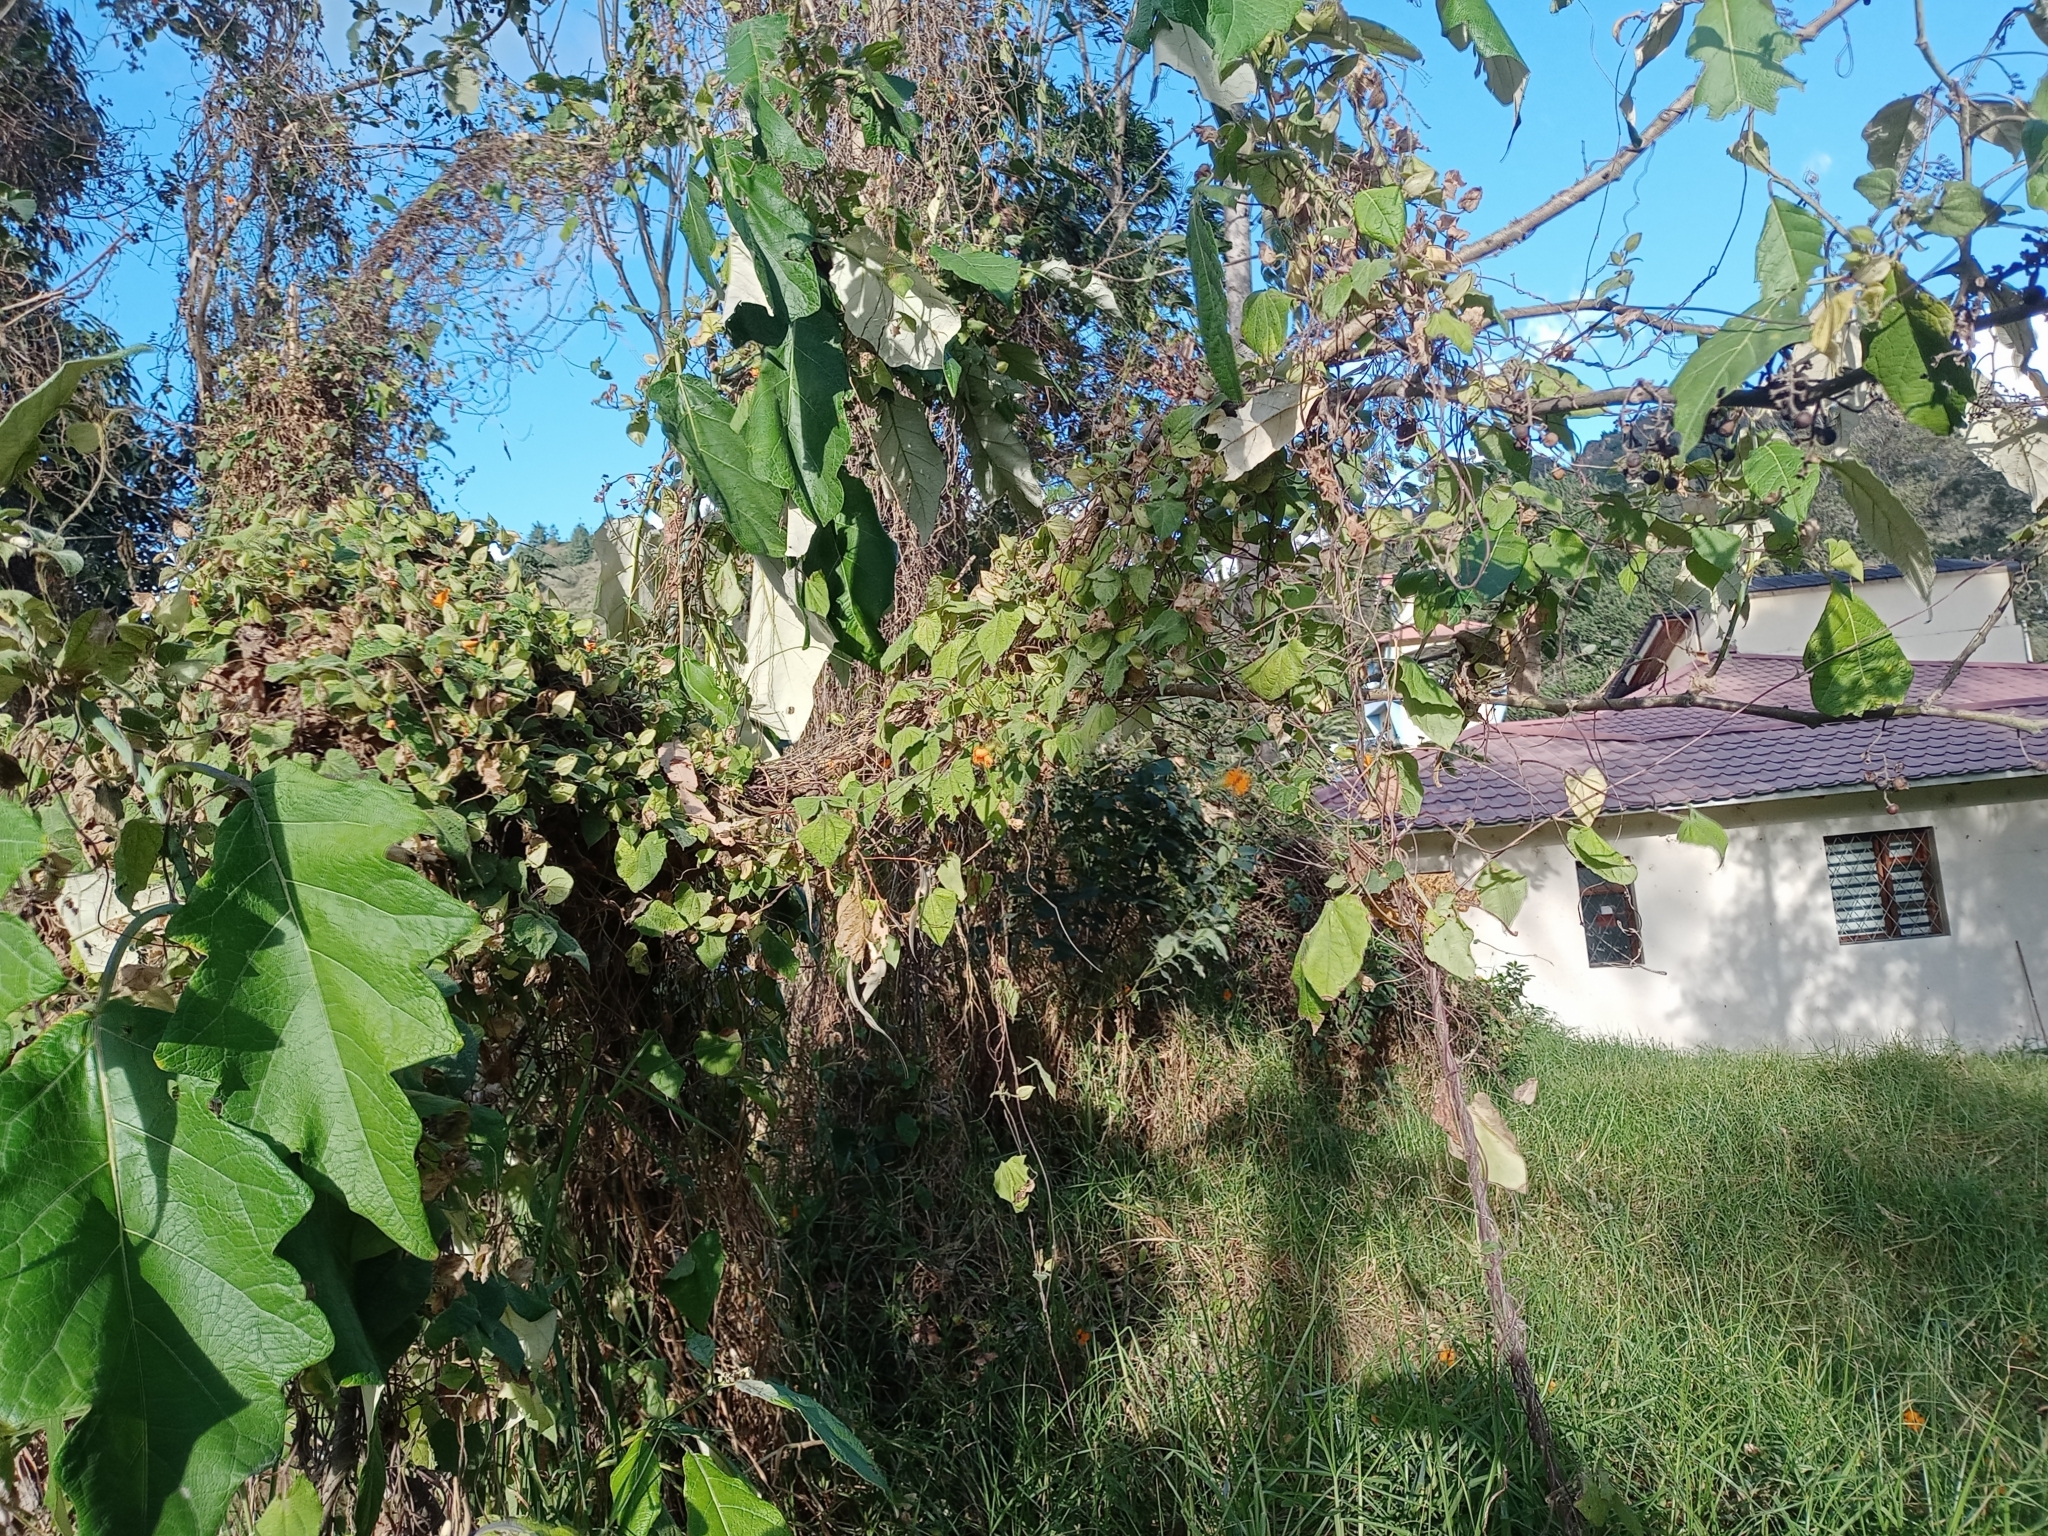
[680,1453,789,1536]
[1669,297,1806,450]
[663,1229,726,1332]
[798,474,898,666]
[1564,825,1637,885]
[1802,581,1914,718]
[1295,893,1372,1005]
[0,351,139,490]
[1185,200,1243,402]
[1241,289,1291,360]
[1863,94,1929,172]
[1206,0,1302,62]
[278,1189,431,1388]
[977,604,1025,668]
[1741,439,1806,501]
[1422,909,1476,980]
[1687,0,1801,120]
[782,310,853,526]
[2026,120,2048,213]
[993,1153,1035,1211]
[1437,0,1527,118]
[797,811,854,866]
[112,816,164,903]
[873,393,946,541]
[254,1474,324,1536]
[634,1035,690,1102]
[1474,863,1527,927]
[747,88,825,170]
[725,11,789,93]
[616,830,670,894]
[1916,180,1993,239]
[1424,309,1474,353]
[0,795,44,888]
[610,1431,671,1536]
[932,247,1022,298]
[731,1380,890,1493]
[1396,658,1466,749]
[0,1005,330,1536]
[0,907,65,1016]
[1674,808,1729,866]
[1239,637,1309,700]
[1754,197,1823,304]
[1823,458,1934,599]
[694,1030,742,1076]
[1861,282,1973,436]
[718,146,820,322]
[1352,186,1405,248]
[649,374,786,559]
[156,762,482,1257]
[919,885,959,947]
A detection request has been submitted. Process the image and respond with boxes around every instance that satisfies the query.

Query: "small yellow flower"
[972,743,993,768]
[1221,766,1252,796]
[1437,1346,1457,1367]
[1903,1406,1926,1432]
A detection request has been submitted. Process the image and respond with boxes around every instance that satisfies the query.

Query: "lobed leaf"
[156,763,481,1257]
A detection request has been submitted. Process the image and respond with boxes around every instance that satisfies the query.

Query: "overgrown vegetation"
[1,0,2046,1531]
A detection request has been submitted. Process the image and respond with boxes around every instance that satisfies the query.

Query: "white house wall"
[1735,565,2029,663]
[1422,777,2048,1051]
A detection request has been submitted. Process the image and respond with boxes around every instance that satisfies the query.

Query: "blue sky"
[75,0,2032,533]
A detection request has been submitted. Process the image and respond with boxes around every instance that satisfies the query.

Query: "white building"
[1386,564,2048,1051]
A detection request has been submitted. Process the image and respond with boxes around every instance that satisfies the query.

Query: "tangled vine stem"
[1424,961,1583,1532]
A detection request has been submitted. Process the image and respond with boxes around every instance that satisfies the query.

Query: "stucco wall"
[1737,565,2029,662]
[1423,777,2048,1051]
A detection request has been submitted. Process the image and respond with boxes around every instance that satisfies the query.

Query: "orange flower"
[1437,1346,1457,1367]
[971,743,993,768]
[1222,989,1232,1002]
[1903,1407,1926,1432]
[1221,766,1252,796]
[431,588,450,607]
[1074,1328,1091,1345]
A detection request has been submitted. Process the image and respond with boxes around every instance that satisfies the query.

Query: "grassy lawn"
[828,1014,2048,1534]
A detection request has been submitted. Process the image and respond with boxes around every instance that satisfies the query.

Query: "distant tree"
[567,523,593,563]
[527,521,550,547]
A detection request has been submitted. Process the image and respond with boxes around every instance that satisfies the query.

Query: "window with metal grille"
[1823,828,1946,943]
[1576,863,1643,967]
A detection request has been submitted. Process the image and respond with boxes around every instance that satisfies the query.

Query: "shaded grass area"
[804,1015,2048,1534]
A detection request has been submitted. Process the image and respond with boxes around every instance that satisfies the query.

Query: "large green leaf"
[0,351,139,489]
[650,374,786,559]
[723,12,789,89]
[716,147,820,322]
[782,310,853,528]
[1670,296,1806,450]
[278,1189,432,1388]
[873,393,947,541]
[732,1379,891,1493]
[681,1454,790,1536]
[1293,893,1372,1016]
[1803,581,1913,718]
[1754,197,1823,305]
[0,795,63,1013]
[156,763,481,1257]
[798,473,897,666]
[0,1005,330,1536]
[1185,199,1243,403]
[1396,658,1466,749]
[1687,0,1801,120]
[1861,281,1973,436]
[1564,825,1636,885]
[1205,0,1301,63]
[1822,458,1933,600]
[1437,0,1527,118]
[932,247,1022,298]
[959,366,1044,514]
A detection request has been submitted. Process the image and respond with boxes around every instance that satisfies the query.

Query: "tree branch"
[1455,0,1865,267]
[1505,689,2048,735]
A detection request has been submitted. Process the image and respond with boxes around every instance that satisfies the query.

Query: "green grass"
[811,1014,2048,1534]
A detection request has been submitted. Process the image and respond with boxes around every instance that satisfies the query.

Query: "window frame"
[1822,826,1948,945]
[1574,861,1644,968]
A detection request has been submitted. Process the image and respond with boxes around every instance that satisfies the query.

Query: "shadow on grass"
[790,1014,2048,1536]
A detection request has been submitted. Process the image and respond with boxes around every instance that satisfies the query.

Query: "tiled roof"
[1334,652,2048,831]
[1747,557,2006,592]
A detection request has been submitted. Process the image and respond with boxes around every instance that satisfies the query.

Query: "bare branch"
[1506,689,2048,736]
[1456,0,1865,267]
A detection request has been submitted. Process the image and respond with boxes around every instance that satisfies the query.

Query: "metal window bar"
[1575,862,1643,967]
[1824,827,1945,943]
